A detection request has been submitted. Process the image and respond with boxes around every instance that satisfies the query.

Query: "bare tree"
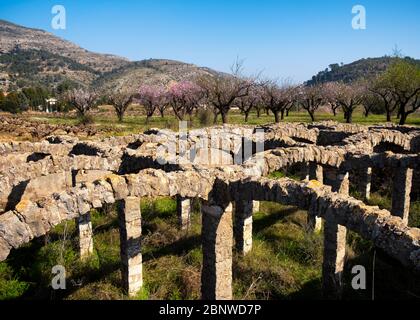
[297,84,324,122]
[197,60,254,124]
[323,82,341,116]
[64,88,97,117]
[107,88,135,122]
[370,80,396,122]
[261,80,294,123]
[234,84,263,122]
[334,82,364,123]
[360,90,381,118]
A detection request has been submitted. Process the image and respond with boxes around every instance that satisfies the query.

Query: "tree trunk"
[221,112,228,124]
[286,109,290,117]
[274,111,280,123]
[213,112,219,124]
[364,108,369,118]
[345,110,352,123]
[332,108,337,116]
[309,111,315,122]
[118,112,124,122]
[399,112,407,125]
[256,108,261,118]
[386,110,391,122]
[244,111,249,122]
[280,109,285,120]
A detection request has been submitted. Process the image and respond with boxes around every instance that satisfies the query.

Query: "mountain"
[0,20,222,92]
[93,59,222,92]
[306,56,420,85]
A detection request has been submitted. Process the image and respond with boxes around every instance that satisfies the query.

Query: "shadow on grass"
[143,234,201,263]
[253,207,299,233]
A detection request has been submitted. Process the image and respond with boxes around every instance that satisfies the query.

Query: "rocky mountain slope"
[0,19,222,92]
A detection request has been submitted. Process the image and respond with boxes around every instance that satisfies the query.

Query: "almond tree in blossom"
[107,88,135,122]
[64,88,98,116]
[136,84,166,124]
[334,82,365,123]
[297,84,325,122]
[323,82,341,116]
[168,81,204,121]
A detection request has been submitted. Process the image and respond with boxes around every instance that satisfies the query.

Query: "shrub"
[77,114,95,126]
[197,108,213,126]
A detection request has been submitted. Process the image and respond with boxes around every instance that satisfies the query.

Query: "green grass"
[26,107,420,138]
[1,192,419,300]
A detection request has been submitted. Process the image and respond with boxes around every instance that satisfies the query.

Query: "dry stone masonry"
[0,121,419,299]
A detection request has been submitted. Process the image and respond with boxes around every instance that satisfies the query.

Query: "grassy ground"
[1,109,419,300]
[1,184,419,300]
[26,107,420,137]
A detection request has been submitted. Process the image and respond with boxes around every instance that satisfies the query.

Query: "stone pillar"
[391,167,413,225]
[177,196,191,230]
[201,202,233,300]
[309,162,323,183]
[76,213,94,260]
[332,171,349,195]
[234,200,253,254]
[118,196,142,297]
[322,221,347,299]
[358,167,372,201]
[322,169,348,299]
[307,162,323,232]
[252,200,260,213]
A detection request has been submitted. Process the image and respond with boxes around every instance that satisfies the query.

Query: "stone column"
[118,196,142,297]
[177,196,191,230]
[358,167,372,201]
[234,200,253,254]
[252,200,260,213]
[322,169,348,299]
[307,162,323,232]
[322,221,347,299]
[309,162,323,183]
[391,167,413,225]
[201,202,233,300]
[76,213,94,260]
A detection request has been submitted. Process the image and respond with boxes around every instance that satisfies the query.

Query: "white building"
[45,98,58,113]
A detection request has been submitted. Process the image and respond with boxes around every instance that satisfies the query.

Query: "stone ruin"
[0,121,419,299]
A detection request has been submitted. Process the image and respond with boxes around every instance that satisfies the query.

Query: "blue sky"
[0,0,419,82]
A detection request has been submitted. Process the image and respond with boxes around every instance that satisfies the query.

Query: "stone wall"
[0,121,419,299]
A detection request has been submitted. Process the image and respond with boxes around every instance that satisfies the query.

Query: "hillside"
[0,19,223,92]
[306,56,420,85]
[0,20,129,73]
[93,59,223,92]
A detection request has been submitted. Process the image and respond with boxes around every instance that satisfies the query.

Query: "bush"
[197,108,213,126]
[0,91,29,113]
[77,114,95,126]
[0,262,29,299]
